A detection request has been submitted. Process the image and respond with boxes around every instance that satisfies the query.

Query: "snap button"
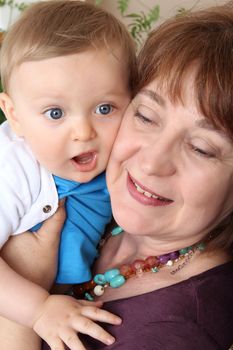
[43,205,52,213]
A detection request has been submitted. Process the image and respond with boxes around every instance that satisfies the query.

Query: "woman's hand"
[33,295,121,350]
[0,202,66,290]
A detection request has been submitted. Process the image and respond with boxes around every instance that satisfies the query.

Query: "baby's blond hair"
[1,0,137,93]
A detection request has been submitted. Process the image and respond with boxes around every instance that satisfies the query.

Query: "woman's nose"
[71,118,97,142]
[139,137,177,177]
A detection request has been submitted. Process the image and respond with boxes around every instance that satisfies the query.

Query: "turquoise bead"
[151,267,159,273]
[197,242,205,251]
[94,274,106,285]
[104,268,120,282]
[84,292,94,301]
[111,226,123,236]
[187,245,194,251]
[109,274,125,288]
[179,247,188,255]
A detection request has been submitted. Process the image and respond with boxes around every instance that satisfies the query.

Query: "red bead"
[131,259,146,272]
[145,256,159,268]
[83,280,96,290]
[120,264,134,278]
[72,279,96,298]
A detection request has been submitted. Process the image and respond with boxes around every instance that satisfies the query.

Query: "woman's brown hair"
[137,2,233,140]
[137,2,233,250]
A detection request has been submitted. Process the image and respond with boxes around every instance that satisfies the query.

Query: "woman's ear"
[0,92,23,136]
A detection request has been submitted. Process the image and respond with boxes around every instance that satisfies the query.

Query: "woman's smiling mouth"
[127,172,173,206]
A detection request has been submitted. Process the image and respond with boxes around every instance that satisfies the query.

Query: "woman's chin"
[112,208,150,235]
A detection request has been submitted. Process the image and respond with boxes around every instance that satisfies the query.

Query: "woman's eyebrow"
[195,118,231,140]
[139,89,166,107]
[195,118,218,131]
[195,118,224,134]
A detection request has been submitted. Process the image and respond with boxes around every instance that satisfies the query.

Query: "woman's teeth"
[133,180,171,202]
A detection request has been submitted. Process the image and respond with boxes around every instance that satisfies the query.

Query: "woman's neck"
[106,230,202,259]
[96,230,199,272]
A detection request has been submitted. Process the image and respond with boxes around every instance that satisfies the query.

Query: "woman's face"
[107,75,233,245]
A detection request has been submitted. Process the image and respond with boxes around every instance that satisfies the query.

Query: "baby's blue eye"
[45,108,64,120]
[95,104,113,115]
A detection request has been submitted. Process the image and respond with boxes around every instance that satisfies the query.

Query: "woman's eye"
[135,111,153,124]
[192,145,216,158]
[95,104,114,115]
[44,108,64,120]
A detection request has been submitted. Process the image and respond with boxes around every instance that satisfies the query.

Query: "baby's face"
[5,49,130,182]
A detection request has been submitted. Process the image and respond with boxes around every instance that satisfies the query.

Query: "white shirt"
[0,121,58,248]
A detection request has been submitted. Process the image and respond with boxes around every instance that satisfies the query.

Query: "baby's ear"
[0,92,23,136]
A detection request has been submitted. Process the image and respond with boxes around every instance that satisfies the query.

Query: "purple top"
[44,261,233,350]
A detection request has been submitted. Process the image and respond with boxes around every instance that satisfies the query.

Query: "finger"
[44,202,66,230]
[77,299,103,308]
[58,198,66,207]
[48,337,66,350]
[35,204,66,243]
[81,306,122,325]
[61,329,86,350]
[73,316,116,346]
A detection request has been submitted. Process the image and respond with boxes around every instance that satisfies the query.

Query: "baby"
[0,0,136,348]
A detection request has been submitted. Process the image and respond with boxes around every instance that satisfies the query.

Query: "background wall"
[100,0,226,25]
[0,0,227,32]
[99,0,227,47]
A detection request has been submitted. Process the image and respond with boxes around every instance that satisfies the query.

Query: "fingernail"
[114,317,122,324]
[107,337,115,345]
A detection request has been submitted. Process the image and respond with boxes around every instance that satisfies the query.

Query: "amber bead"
[131,259,146,272]
[145,256,159,268]
[72,280,96,298]
[120,264,134,278]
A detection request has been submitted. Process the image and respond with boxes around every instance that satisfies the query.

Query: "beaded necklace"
[68,227,206,301]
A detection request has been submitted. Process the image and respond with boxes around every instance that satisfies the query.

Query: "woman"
[75,2,233,349]
[2,2,233,349]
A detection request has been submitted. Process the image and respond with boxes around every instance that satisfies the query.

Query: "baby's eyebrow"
[139,89,166,107]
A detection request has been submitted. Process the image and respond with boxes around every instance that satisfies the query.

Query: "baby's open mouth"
[73,152,96,164]
[72,151,97,172]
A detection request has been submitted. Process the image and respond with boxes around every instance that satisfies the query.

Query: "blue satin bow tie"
[32,172,112,284]
[54,172,112,284]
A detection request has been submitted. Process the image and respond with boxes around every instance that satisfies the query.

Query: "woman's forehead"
[138,70,232,141]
